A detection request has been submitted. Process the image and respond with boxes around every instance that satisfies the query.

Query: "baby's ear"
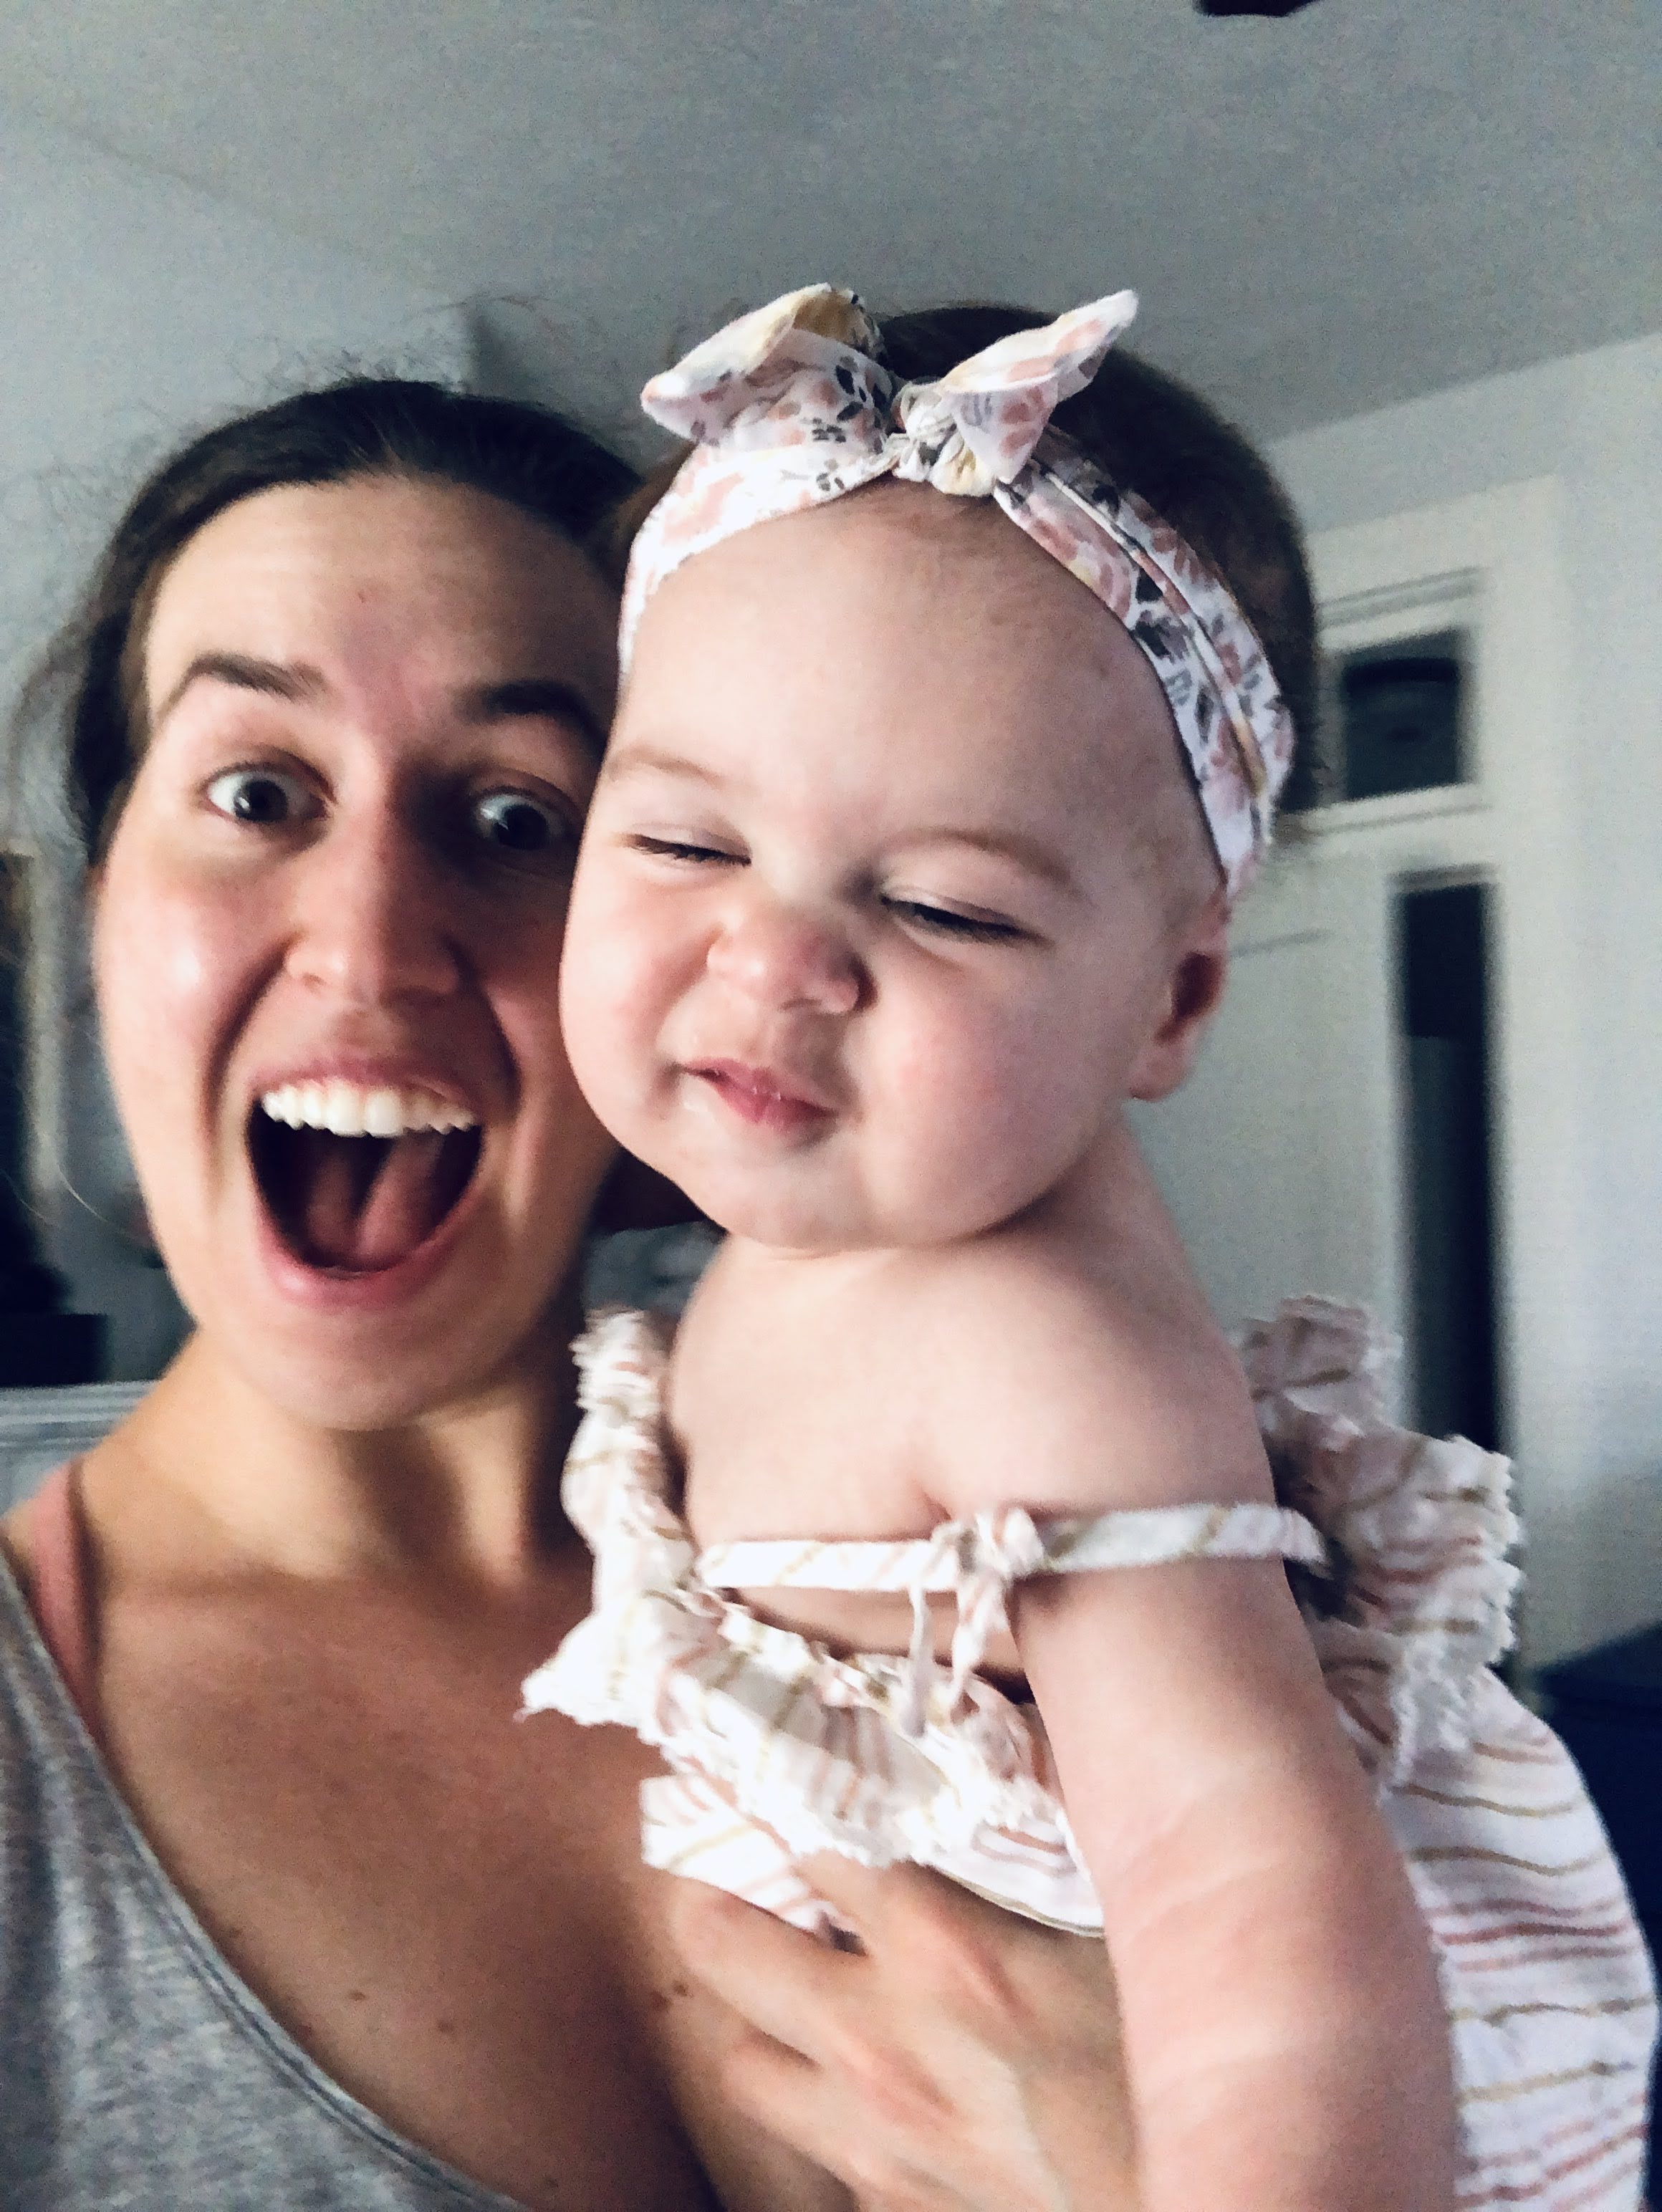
[1127,887,1230,1102]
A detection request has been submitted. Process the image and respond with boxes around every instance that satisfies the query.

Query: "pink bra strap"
[27,1460,102,1743]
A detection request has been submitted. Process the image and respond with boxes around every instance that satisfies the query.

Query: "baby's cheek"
[874,1005,1030,1217]
[900,983,1107,1218]
[559,900,666,1127]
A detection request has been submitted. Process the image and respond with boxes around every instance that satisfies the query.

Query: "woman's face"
[94,474,620,1429]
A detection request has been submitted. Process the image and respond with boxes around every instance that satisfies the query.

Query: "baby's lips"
[686,1056,837,1115]
[686,1059,838,1135]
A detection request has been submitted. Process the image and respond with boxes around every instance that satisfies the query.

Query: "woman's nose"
[282,811,463,1007]
[705,896,861,1017]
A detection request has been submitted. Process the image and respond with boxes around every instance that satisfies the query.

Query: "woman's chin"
[162,1202,575,1436]
[215,1293,559,1436]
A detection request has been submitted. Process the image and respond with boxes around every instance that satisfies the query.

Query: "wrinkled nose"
[283,812,463,1007]
[705,896,861,1017]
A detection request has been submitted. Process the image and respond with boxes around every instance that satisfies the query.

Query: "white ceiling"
[1,0,1655,448]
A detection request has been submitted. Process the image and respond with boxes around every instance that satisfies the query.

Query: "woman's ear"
[1127,885,1231,1103]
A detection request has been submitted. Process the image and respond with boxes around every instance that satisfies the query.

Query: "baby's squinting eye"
[628,834,744,866]
[884,897,1027,944]
[205,766,317,826]
[470,789,572,858]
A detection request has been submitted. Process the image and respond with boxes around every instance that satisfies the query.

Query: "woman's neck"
[83,1306,585,1595]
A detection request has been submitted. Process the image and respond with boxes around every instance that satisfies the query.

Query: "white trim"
[1293,784,1487,838]
[1305,479,1577,1666]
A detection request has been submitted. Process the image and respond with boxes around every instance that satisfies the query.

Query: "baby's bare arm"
[924,1239,1455,2211]
[1022,1558,1454,2211]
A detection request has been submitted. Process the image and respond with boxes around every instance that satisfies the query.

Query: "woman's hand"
[671,1855,1138,2212]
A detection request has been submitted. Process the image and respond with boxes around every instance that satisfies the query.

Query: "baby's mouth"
[249,1080,484,1273]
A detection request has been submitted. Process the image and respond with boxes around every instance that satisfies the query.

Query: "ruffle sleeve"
[1239,1295,1521,1783]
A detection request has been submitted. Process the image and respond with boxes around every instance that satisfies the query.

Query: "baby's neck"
[708,1128,1147,1292]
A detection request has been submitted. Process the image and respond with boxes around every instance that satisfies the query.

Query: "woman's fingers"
[792,1851,943,1940]
[801,1850,1041,1966]
[670,1858,1139,2211]
[799,1853,1119,2057]
[670,1877,850,2062]
[719,2030,963,2212]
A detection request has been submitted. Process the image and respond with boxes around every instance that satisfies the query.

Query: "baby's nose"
[706,898,861,1016]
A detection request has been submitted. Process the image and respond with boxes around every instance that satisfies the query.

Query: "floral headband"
[621,284,1296,897]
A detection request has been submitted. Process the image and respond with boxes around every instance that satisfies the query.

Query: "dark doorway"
[1398,882,1500,1449]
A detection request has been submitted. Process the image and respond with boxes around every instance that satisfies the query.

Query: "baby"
[527,288,1656,2209]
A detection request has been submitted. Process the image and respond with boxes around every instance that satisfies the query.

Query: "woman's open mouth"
[249,1079,484,1274]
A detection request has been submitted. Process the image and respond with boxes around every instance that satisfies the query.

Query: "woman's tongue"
[299,1130,455,1271]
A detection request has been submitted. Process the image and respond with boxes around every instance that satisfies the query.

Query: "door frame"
[1304,477,1577,1665]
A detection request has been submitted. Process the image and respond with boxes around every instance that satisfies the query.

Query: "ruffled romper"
[524,1296,1657,2209]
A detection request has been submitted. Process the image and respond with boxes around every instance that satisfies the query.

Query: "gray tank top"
[0,1554,525,2211]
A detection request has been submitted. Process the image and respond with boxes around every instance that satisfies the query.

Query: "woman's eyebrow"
[153,652,322,728]
[153,660,607,757]
[464,678,607,754]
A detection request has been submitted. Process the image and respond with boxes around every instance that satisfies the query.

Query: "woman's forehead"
[145,476,619,717]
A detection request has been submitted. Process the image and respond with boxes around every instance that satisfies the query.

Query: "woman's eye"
[885,897,1025,943]
[470,789,572,858]
[205,767,315,825]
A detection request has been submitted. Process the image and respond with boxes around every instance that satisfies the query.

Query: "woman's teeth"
[259,1079,478,1139]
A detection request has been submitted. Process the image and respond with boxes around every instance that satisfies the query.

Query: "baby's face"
[562,484,1219,1252]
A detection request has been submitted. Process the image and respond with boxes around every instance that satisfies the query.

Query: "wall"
[1271,333,1662,1664]
[0,103,466,1375]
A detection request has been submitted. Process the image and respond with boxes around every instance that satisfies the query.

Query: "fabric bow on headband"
[621,284,1296,897]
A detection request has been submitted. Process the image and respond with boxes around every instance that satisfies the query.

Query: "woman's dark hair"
[9,378,640,862]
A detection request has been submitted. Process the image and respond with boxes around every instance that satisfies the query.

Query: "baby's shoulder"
[900,1240,1265,1520]
[898,1231,1166,1374]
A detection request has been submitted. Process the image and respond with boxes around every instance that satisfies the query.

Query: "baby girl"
[527,287,1656,2208]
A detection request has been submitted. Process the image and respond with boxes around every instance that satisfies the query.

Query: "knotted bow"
[897,1508,1050,1738]
[621,283,1295,898]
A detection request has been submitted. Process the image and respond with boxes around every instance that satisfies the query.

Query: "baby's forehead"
[813,476,1047,577]
[647,484,1166,761]
[775,491,1217,896]
[703,483,1093,674]
[815,484,1171,726]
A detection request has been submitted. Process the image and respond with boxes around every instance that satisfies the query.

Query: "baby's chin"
[627,1100,1040,1255]
[648,1157,858,1256]
[668,1186,847,1256]
[658,1163,996,1259]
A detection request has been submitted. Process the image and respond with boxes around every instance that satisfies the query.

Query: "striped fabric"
[1240,1302,1657,2203]
[523,1300,1656,2207]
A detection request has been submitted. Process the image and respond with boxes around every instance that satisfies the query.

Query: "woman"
[0,379,1133,2211]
